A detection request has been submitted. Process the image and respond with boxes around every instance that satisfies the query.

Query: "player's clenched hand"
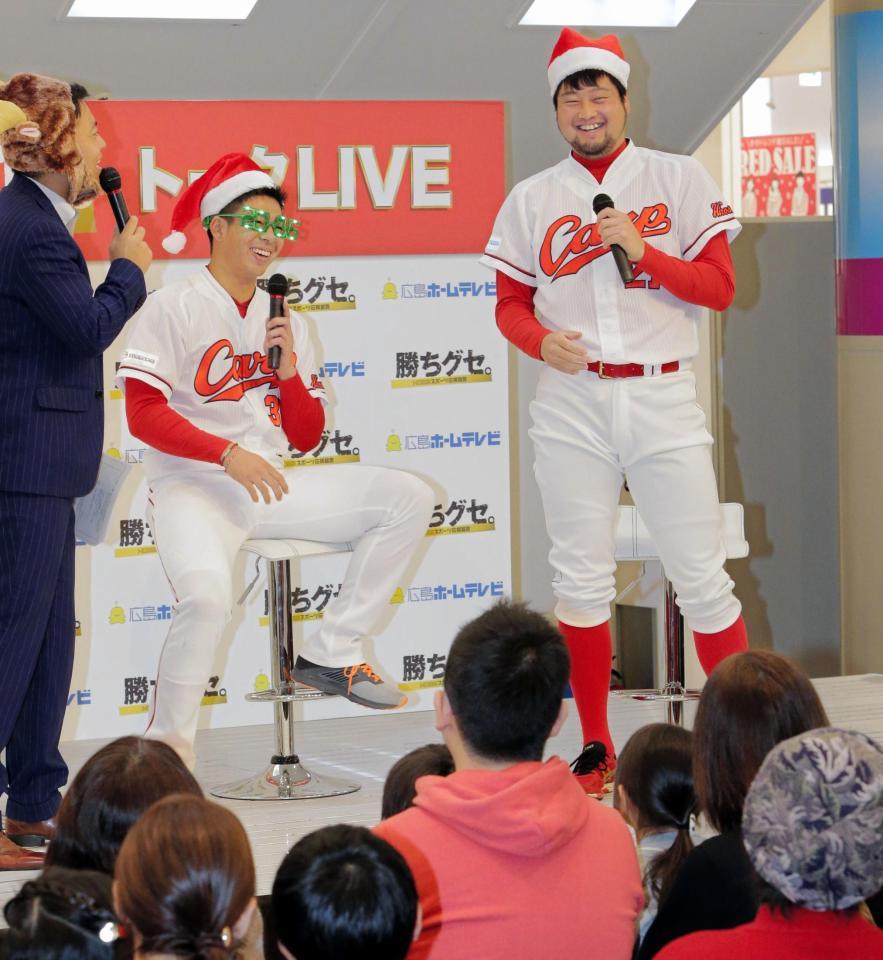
[541,330,589,375]
[223,446,289,503]
[109,216,153,274]
[265,302,298,381]
[596,207,645,262]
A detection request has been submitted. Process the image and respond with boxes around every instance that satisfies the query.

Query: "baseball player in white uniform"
[117,153,433,768]
[481,31,748,793]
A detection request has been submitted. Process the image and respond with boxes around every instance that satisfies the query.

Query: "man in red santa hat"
[480,30,747,795]
[118,153,433,769]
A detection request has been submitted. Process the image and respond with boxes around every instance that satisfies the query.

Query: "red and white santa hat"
[162,152,277,254]
[548,29,630,96]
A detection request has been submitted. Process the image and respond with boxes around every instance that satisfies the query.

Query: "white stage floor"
[1,674,881,911]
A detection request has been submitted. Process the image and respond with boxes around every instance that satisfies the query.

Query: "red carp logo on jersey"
[540,204,672,281]
[194,339,275,402]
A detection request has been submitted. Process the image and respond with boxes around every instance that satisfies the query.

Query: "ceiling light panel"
[66,0,258,20]
[519,0,698,29]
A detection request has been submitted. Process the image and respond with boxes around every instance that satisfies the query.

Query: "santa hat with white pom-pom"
[162,152,277,254]
[547,29,630,96]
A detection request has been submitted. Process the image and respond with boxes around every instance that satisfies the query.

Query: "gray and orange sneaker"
[293,656,407,709]
[570,741,616,799]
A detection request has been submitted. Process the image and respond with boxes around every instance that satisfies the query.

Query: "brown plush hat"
[0,73,97,206]
[1,74,78,174]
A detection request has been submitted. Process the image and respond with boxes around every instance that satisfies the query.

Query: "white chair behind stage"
[211,537,358,802]
[613,502,749,723]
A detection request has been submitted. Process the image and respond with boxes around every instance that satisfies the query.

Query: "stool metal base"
[211,759,360,801]
[614,580,701,727]
[211,549,362,801]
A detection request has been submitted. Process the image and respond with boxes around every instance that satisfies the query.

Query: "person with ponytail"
[637,651,830,959]
[113,795,256,960]
[0,866,126,960]
[613,724,696,944]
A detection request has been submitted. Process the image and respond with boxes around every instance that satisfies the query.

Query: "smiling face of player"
[210,193,285,290]
[556,74,629,160]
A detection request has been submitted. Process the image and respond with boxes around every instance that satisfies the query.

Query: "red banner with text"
[60,100,504,259]
[740,132,817,217]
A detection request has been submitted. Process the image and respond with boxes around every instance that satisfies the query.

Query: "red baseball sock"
[557,621,614,760]
[692,614,748,676]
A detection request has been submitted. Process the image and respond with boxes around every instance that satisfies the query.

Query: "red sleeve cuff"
[125,378,230,464]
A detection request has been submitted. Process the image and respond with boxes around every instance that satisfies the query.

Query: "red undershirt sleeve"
[634,231,735,311]
[278,371,326,453]
[125,378,230,464]
[495,270,546,360]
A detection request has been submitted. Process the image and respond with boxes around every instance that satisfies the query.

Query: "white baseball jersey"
[117,267,326,484]
[480,142,740,364]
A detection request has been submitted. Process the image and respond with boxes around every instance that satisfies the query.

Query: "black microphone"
[267,274,288,371]
[98,167,130,233]
[592,192,635,285]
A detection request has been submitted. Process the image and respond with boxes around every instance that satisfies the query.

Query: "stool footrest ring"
[615,686,702,703]
[245,686,331,703]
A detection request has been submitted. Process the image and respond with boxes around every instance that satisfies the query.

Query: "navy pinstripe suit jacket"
[0,174,146,498]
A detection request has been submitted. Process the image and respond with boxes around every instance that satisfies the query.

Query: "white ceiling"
[1,0,823,181]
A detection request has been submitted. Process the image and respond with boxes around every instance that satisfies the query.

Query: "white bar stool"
[211,537,360,801]
[613,503,749,724]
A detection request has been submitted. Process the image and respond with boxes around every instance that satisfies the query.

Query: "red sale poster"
[740,133,817,217]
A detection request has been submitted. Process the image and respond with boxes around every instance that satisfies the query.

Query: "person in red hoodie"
[375,601,644,960]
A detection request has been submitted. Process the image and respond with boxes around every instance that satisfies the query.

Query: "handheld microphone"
[267,274,288,371]
[592,193,635,285]
[98,167,130,233]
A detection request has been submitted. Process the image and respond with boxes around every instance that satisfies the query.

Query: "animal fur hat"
[0,73,99,206]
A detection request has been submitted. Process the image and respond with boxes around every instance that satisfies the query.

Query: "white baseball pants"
[144,464,434,766]
[529,366,741,633]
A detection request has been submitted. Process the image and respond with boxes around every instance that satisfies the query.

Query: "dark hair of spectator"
[614,723,695,907]
[693,650,829,834]
[45,736,202,876]
[272,824,417,960]
[1,866,125,960]
[206,186,288,250]
[114,794,255,960]
[381,744,454,820]
[553,69,626,106]
[69,83,89,119]
[443,600,569,763]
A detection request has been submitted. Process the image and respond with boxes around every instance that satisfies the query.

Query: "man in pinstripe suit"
[0,74,151,869]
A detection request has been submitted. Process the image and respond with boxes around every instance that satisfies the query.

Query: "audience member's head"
[114,794,255,960]
[46,736,202,875]
[743,727,883,915]
[381,744,454,819]
[1,866,125,960]
[693,650,829,834]
[272,824,418,960]
[438,600,569,764]
[614,723,695,905]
